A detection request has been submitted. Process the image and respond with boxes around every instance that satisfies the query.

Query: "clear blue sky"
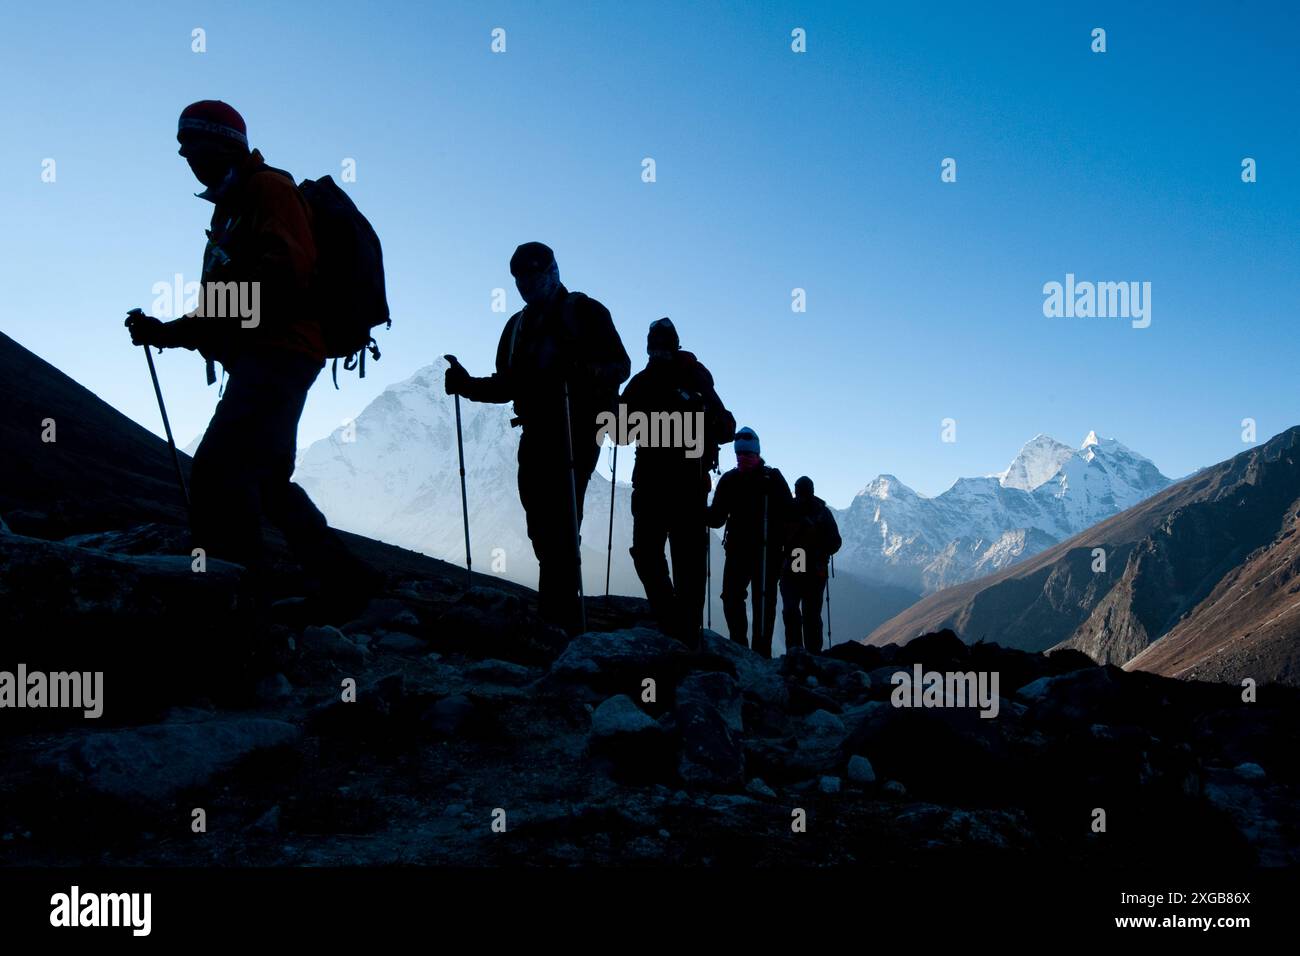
[2,0,1296,504]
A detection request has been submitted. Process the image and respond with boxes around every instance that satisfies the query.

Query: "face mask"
[516,262,560,305]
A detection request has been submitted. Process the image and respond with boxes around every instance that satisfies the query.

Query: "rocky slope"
[2,330,1295,868]
[2,524,1296,868]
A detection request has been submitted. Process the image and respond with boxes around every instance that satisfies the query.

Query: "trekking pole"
[561,380,587,633]
[446,359,473,591]
[826,553,835,650]
[704,460,711,631]
[605,444,617,598]
[758,490,768,652]
[134,321,190,513]
[705,528,712,630]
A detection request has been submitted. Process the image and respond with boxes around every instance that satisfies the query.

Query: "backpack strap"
[560,292,589,354]
[506,311,524,372]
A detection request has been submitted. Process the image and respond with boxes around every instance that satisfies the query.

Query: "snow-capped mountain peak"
[999,434,1076,491]
[835,430,1171,594]
[860,474,921,501]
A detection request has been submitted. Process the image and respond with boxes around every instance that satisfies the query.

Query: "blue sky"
[1,0,1296,504]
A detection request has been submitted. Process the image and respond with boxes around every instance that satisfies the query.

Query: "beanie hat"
[734,427,760,456]
[510,241,556,277]
[647,317,679,354]
[795,476,814,498]
[177,100,248,151]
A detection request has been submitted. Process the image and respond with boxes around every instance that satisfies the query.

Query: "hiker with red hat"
[444,243,630,634]
[125,101,379,618]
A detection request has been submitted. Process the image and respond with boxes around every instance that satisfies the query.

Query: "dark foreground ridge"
[1,519,1297,868]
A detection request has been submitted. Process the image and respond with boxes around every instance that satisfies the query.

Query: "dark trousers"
[190,351,362,587]
[518,423,599,634]
[721,545,782,658]
[780,570,828,653]
[630,485,707,641]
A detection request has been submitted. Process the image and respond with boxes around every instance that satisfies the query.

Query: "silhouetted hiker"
[125,100,379,617]
[619,318,736,648]
[779,475,842,653]
[445,242,630,634]
[707,427,791,657]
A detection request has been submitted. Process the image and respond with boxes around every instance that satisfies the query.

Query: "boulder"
[461,659,542,686]
[1235,762,1266,782]
[1016,666,1127,724]
[435,587,566,665]
[301,625,366,669]
[894,629,968,668]
[59,523,191,557]
[591,695,657,738]
[588,695,673,783]
[38,716,301,802]
[374,631,429,654]
[699,630,788,709]
[676,686,745,791]
[791,709,847,778]
[344,597,422,635]
[548,628,693,697]
[677,672,743,734]
[826,640,885,671]
[787,682,842,715]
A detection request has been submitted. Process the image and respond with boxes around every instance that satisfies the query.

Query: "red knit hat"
[177,100,248,152]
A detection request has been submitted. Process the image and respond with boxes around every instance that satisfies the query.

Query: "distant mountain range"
[832,431,1172,593]
[867,426,1300,687]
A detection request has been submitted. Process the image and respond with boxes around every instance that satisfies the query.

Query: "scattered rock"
[1235,762,1266,781]
[676,687,745,791]
[462,659,541,686]
[591,695,657,738]
[375,631,428,654]
[422,695,475,737]
[882,780,908,798]
[301,625,366,668]
[677,672,743,734]
[819,775,842,794]
[549,628,692,696]
[255,673,293,702]
[847,754,877,785]
[746,778,777,799]
[791,709,846,778]
[251,806,281,834]
[699,630,788,709]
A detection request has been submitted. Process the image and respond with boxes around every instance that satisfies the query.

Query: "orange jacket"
[169,149,326,371]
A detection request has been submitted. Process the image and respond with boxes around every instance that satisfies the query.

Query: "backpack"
[507,291,620,420]
[298,176,391,387]
[677,356,734,472]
